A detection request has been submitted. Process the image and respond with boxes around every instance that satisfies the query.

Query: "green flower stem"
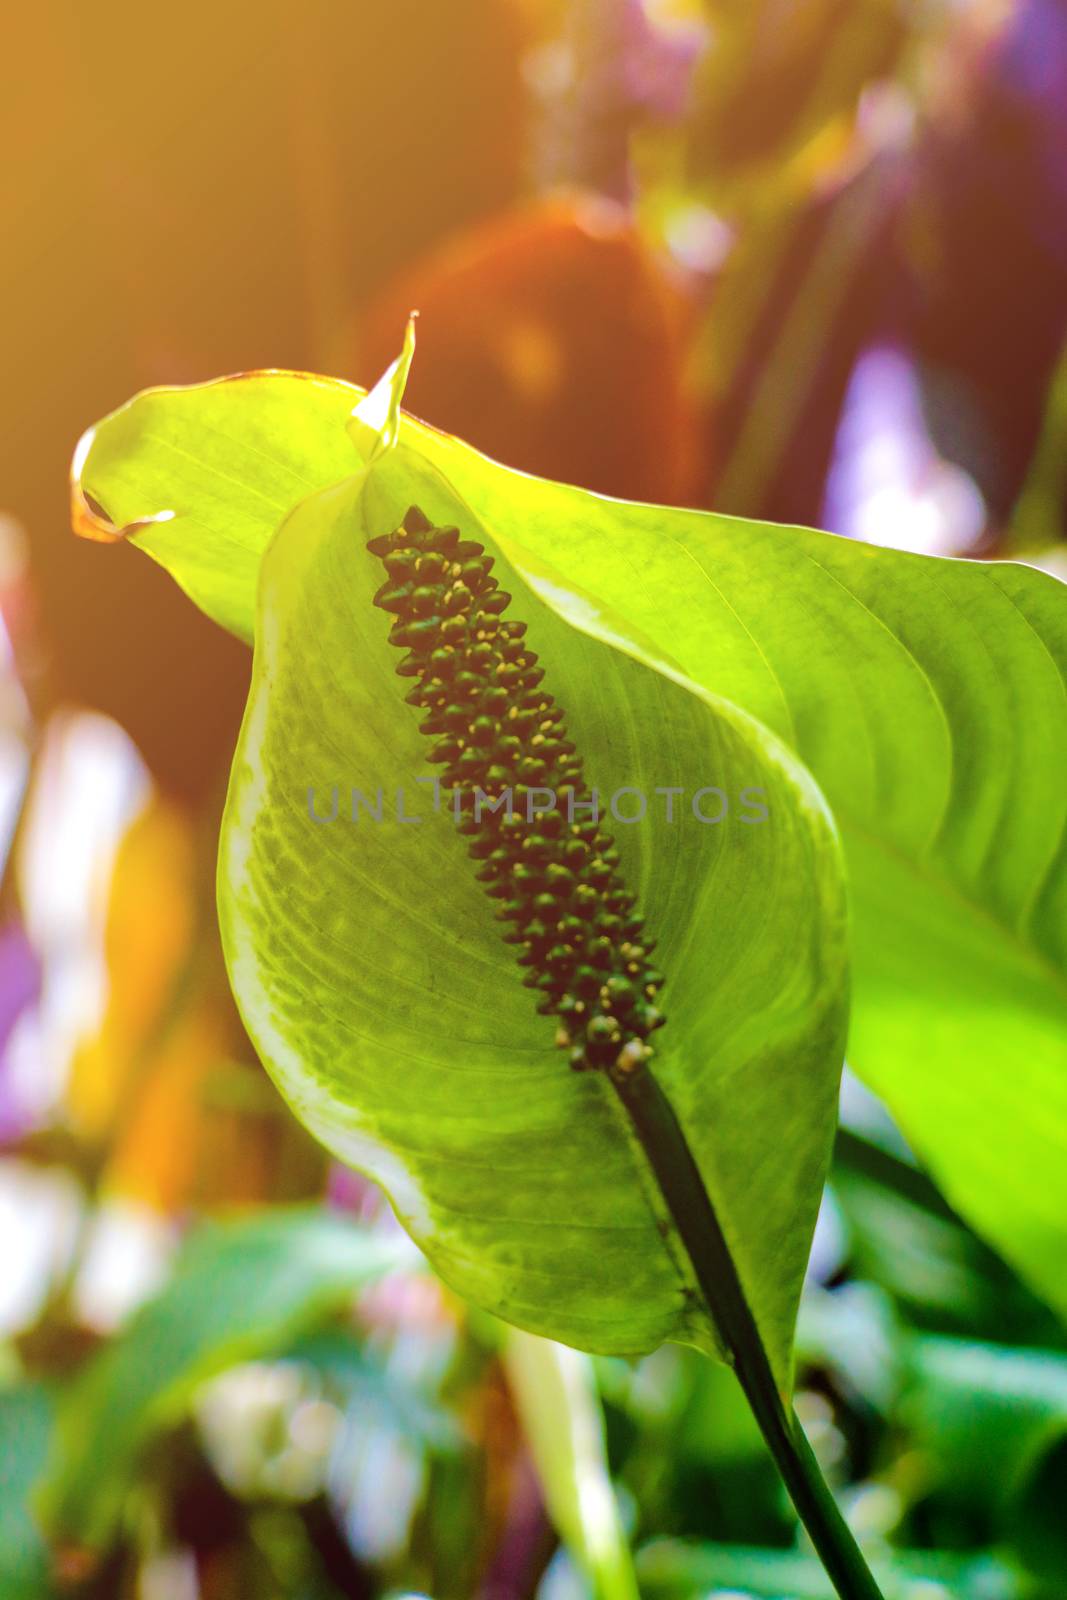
[613,1063,887,1600]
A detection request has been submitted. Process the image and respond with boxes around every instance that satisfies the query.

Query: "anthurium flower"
[70,324,1067,1600]
[215,334,848,1382]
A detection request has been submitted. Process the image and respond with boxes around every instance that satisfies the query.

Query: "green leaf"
[0,1386,55,1598]
[410,435,1067,1332]
[902,1336,1067,1576]
[72,369,1067,1325]
[635,1540,1039,1600]
[39,1207,411,1549]
[217,444,846,1383]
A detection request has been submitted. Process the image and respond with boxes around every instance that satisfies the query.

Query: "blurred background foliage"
[2,0,1067,1595]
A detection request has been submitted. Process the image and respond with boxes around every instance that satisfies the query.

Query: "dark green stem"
[612,1064,887,1600]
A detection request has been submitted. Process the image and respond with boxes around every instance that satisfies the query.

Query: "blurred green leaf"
[635,1538,1046,1600]
[72,369,1067,1333]
[599,1348,787,1550]
[796,1284,901,1416]
[903,1337,1067,1576]
[288,1329,461,1451]
[830,1151,1063,1346]
[0,1385,55,1599]
[39,1206,411,1549]
[1011,334,1067,555]
[832,1168,1001,1327]
[687,0,908,183]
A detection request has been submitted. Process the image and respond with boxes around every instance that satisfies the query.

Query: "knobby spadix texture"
[368,501,669,1077]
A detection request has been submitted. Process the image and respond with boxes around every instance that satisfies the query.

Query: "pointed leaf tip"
[348,313,418,464]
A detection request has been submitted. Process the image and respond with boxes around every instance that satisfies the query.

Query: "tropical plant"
[66,322,1067,1600]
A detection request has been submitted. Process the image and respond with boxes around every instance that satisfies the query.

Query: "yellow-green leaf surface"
[72,370,1067,1326]
[216,431,845,1380]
